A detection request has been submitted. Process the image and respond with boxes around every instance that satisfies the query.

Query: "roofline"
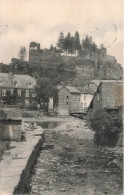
[57,86,70,92]
[57,86,81,93]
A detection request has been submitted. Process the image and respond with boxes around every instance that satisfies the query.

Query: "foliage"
[35,78,58,110]
[3,90,12,104]
[74,31,81,51]
[87,109,123,147]
[18,46,27,61]
[57,32,65,52]
[82,35,97,54]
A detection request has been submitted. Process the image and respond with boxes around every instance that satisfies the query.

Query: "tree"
[64,32,72,53]
[35,78,57,111]
[87,109,123,147]
[4,90,12,105]
[74,31,81,51]
[56,32,65,52]
[18,46,27,61]
[81,35,97,57]
[11,88,18,105]
[82,35,91,50]
[50,44,54,52]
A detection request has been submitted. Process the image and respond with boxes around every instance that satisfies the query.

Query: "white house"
[78,87,95,111]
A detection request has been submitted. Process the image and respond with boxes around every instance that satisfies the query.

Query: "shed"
[0,108,22,141]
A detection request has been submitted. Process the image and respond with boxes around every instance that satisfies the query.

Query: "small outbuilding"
[0,108,22,141]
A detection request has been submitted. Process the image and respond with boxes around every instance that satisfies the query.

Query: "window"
[0,80,3,86]
[84,103,87,107]
[2,89,6,96]
[25,99,29,106]
[84,95,86,100]
[32,92,36,97]
[66,96,69,99]
[25,90,29,97]
[18,89,21,97]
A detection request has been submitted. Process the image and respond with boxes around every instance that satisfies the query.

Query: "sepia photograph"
[0,0,123,195]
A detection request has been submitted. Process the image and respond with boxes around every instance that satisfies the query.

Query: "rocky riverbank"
[30,117,123,195]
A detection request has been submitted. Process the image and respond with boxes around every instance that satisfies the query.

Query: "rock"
[59,188,67,192]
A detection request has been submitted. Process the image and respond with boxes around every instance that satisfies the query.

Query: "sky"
[0,0,123,65]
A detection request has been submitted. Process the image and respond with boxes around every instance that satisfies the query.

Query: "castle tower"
[29,42,42,64]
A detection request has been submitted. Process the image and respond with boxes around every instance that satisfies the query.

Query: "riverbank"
[30,117,122,195]
[0,122,44,195]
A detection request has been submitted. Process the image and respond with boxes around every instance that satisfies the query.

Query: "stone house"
[0,72,37,108]
[55,86,82,115]
[89,80,123,111]
[0,108,22,141]
[55,85,95,115]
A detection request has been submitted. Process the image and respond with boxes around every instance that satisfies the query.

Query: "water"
[36,121,63,129]
[30,125,123,195]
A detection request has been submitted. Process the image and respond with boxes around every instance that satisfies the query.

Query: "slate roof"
[88,80,101,86]
[57,85,81,93]
[77,87,95,95]
[89,80,123,86]
[0,73,36,89]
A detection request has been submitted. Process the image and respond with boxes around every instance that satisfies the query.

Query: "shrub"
[87,109,123,147]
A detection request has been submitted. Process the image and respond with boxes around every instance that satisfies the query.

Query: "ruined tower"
[29,42,42,64]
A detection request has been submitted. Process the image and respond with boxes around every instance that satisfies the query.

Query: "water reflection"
[36,121,63,129]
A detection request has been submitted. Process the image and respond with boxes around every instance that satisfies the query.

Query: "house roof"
[0,108,22,120]
[57,85,81,93]
[89,79,123,86]
[0,73,36,89]
[100,80,123,83]
[77,87,95,95]
[88,80,101,86]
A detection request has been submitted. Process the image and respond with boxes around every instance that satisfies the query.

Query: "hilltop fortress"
[29,41,117,66]
[28,41,122,82]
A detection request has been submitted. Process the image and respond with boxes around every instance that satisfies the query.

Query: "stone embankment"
[0,122,44,195]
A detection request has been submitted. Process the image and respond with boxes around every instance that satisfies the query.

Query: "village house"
[0,72,37,108]
[55,85,95,115]
[89,80,123,112]
[55,86,81,115]
[77,87,95,112]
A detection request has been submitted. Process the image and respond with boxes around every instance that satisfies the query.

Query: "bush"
[87,109,123,147]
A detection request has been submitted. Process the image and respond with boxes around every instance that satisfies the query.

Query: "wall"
[69,93,82,113]
[0,87,37,108]
[29,50,42,64]
[57,87,70,115]
[80,93,94,111]
[0,120,22,141]
[102,82,123,109]
[93,84,102,111]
